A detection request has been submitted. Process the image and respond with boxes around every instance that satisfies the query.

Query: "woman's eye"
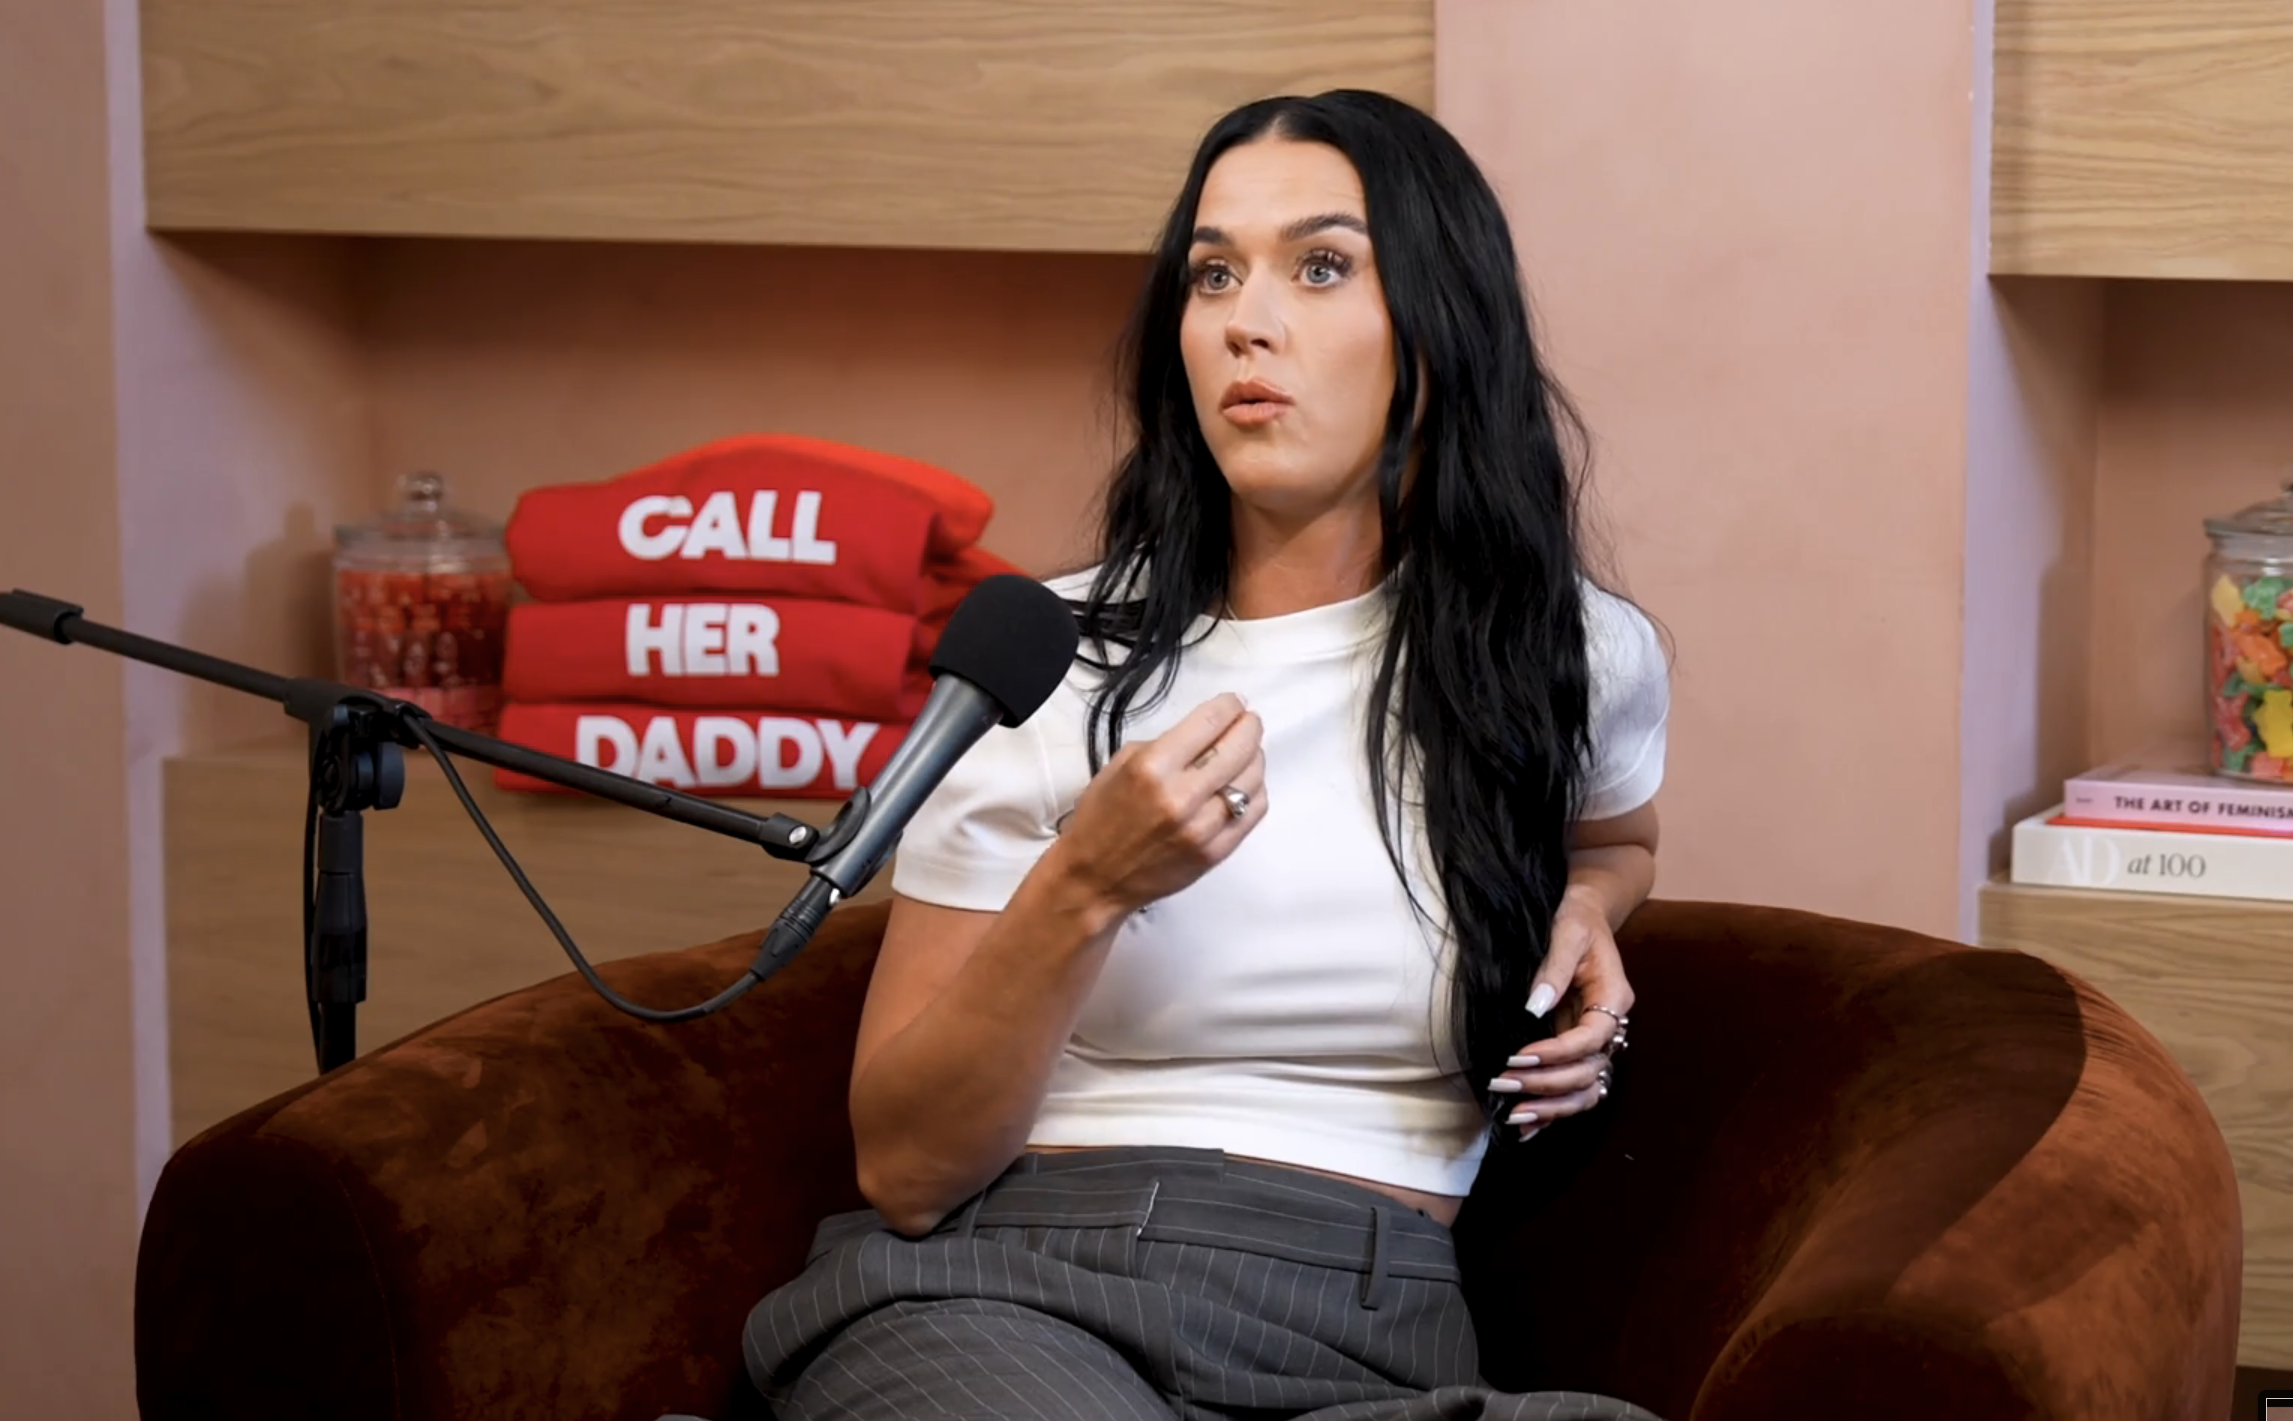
[1301,251,1352,286]
[1193,264,1235,294]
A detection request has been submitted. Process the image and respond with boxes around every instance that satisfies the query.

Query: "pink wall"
[0,0,139,1409]
[1436,0,1981,939]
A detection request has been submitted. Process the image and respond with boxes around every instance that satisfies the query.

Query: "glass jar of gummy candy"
[2204,474,2293,783]
[333,471,513,732]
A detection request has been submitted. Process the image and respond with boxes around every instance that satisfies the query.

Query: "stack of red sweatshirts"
[492,434,1022,800]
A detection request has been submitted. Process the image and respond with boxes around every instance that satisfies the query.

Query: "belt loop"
[1361,1204,1392,1310]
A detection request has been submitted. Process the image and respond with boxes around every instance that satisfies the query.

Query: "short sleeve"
[1579,588,1671,821]
[887,712,1060,912]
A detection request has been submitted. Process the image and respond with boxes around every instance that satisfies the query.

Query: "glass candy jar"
[333,471,513,731]
[2204,473,2293,782]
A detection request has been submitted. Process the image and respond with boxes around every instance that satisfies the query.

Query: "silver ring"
[1219,784,1250,820]
[1584,1004,1628,1027]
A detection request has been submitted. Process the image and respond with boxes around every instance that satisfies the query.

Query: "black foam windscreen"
[928,573,1082,727]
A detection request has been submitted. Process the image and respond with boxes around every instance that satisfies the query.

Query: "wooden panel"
[139,0,1432,252]
[1978,878,2293,1367]
[164,733,893,1146]
[1992,0,2293,280]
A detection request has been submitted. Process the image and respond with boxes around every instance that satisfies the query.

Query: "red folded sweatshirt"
[493,704,905,800]
[922,545,1030,620]
[502,596,936,722]
[505,434,999,612]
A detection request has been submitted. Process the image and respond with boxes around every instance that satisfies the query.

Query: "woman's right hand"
[1047,692,1267,916]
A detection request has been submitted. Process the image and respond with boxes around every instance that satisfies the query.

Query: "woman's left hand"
[1487,887,1634,1141]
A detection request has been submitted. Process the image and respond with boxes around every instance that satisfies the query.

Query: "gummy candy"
[2214,693,2254,752]
[336,565,511,731]
[2212,575,2247,626]
[2258,689,2293,759]
[2237,632,2291,688]
[2210,570,2293,781]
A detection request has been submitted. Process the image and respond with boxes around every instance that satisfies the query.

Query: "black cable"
[390,707,767,1024]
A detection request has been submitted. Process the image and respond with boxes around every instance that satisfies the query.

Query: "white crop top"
[888,570,1671,1198]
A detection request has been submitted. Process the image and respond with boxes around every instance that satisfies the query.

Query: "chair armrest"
[135,899,891,1421]
[1457,899,2240,1421]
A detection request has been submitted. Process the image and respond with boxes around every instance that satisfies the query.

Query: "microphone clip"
[800,786,874,870]
[283,681,418,1074]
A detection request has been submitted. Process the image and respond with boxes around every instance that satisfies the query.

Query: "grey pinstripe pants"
[736,1147,1665,1420]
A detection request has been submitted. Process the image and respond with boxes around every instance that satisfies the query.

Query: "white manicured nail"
[1486,1078,1523,1094]
[1506,1054,1540,1069]
[1506,1106,1540,1126]
[1526,984,1558,1017]
[1518,1125,1542,1142]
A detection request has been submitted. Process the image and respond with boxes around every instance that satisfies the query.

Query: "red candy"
[2212,693,2253,754]
[335,566,514,731]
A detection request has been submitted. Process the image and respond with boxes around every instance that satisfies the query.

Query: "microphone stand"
[0,589,869,1073]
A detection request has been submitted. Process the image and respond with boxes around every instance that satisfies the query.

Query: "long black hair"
[1076,90,1607,1141]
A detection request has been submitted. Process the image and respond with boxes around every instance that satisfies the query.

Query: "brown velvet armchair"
[134,898,2241,1420]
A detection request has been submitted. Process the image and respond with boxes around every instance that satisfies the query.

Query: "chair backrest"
[1455,900,2240,1421]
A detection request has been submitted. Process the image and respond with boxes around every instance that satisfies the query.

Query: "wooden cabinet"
[138,0,1431,253]
[1991,0,2293,280]
[1978,877,2293,1366]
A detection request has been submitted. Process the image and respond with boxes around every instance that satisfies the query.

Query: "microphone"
[749,573,1080,976]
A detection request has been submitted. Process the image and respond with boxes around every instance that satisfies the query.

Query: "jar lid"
[2206,471,2293,542]
[336,472,503,561]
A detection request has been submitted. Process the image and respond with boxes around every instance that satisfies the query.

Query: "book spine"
[2060,777,2293,838]
[2010,817,2293,902]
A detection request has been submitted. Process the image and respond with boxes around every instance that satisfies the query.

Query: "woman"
[738,90,1670,1421]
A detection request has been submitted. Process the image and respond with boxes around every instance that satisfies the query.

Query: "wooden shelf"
[1991,0,2293,280]
[1978,876,2293,1366]
[138,0,1432,253]
[163,732,893,1146]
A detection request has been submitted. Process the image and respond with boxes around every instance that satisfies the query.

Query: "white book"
[2009,805,2293,904]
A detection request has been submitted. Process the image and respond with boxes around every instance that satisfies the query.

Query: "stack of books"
[2009,744,2293,903]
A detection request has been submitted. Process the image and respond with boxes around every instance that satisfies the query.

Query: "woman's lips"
[1222,401,1290,428]
[1221,378,1293,429]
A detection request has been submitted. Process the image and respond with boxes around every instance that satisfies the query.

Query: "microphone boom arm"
[1,588,832,1071]
[0,590,823,859]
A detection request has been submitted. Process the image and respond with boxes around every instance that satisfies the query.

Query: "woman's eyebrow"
[1189,212,1370,247]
